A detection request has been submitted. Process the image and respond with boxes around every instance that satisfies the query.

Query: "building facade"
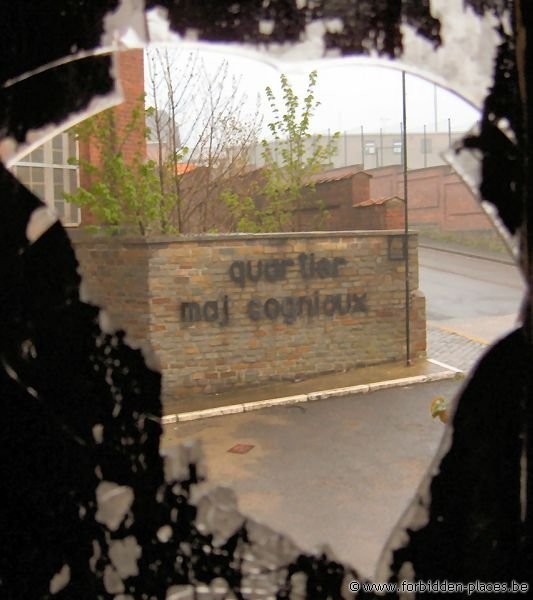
[250,129,466,172]
[11,131,80,226]
[10,49,145,228]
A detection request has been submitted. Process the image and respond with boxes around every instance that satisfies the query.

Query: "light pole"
[402,71,411,366]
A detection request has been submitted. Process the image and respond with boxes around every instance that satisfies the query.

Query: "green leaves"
[221,190,262,233]
[65,96,177,236]
[256,70,339,232]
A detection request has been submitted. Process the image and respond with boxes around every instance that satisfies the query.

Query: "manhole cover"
[227,443,254,454]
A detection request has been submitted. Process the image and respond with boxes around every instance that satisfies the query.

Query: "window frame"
[12,132,81,227]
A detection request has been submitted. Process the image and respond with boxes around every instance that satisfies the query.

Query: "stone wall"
[71,231,426,399]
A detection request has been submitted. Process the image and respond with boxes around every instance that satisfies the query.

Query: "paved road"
[419,247,524,327]
[163,379,462,580]
[420,246,525,371]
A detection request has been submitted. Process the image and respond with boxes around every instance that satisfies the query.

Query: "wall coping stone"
[70,229,418,246]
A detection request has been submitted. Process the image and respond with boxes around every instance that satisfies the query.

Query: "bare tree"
[145,48,262,233]
[224,71,339,233]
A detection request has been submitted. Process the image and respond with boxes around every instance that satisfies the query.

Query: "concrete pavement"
[162,378,462,579]
[160,325,478,577]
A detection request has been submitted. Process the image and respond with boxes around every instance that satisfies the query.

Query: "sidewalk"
[427,323,489,372]
[163,356,462,423]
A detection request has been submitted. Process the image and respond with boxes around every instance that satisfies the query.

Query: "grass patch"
[418,227,509,257]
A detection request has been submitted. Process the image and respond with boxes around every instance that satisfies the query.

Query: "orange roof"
[176,163,198,175]
[307,164,368,185]
[355,195,404,207]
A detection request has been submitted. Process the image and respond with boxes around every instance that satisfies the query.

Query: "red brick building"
[77,49,146,227]
[11,49,146,228]
[79,49,145,171]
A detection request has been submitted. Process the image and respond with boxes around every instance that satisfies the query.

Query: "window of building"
[364,140,376,155]
[392,141,402,154]
[12,132,80,226]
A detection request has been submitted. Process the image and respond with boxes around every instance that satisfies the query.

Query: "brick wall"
[307,172,371,231]
[367,164,495,231]
[71,231,426,400]
[385,202,405,229]
[353,197,405,230]
[73,235,151,345]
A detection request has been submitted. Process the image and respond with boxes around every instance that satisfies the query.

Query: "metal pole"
[400,122,403,166]
[448,117,452,147]
[360,125,365,169]
[380,128,384,168]
[402,71,411,366]
[344,130,348,166]
[434,83,438,132]
[423,124,427,168]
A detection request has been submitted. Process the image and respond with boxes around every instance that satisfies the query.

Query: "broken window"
[0,1,531,599]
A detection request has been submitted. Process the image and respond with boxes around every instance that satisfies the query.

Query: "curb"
[162,370,461,425]
[419,242,515,266]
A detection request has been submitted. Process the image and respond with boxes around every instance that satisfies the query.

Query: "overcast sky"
[150,45,481,139]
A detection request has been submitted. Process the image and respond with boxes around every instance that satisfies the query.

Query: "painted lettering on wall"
[247,292,367,324]
[179,253,367,326]
[228,253,347,287]
[180,296,229,326]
